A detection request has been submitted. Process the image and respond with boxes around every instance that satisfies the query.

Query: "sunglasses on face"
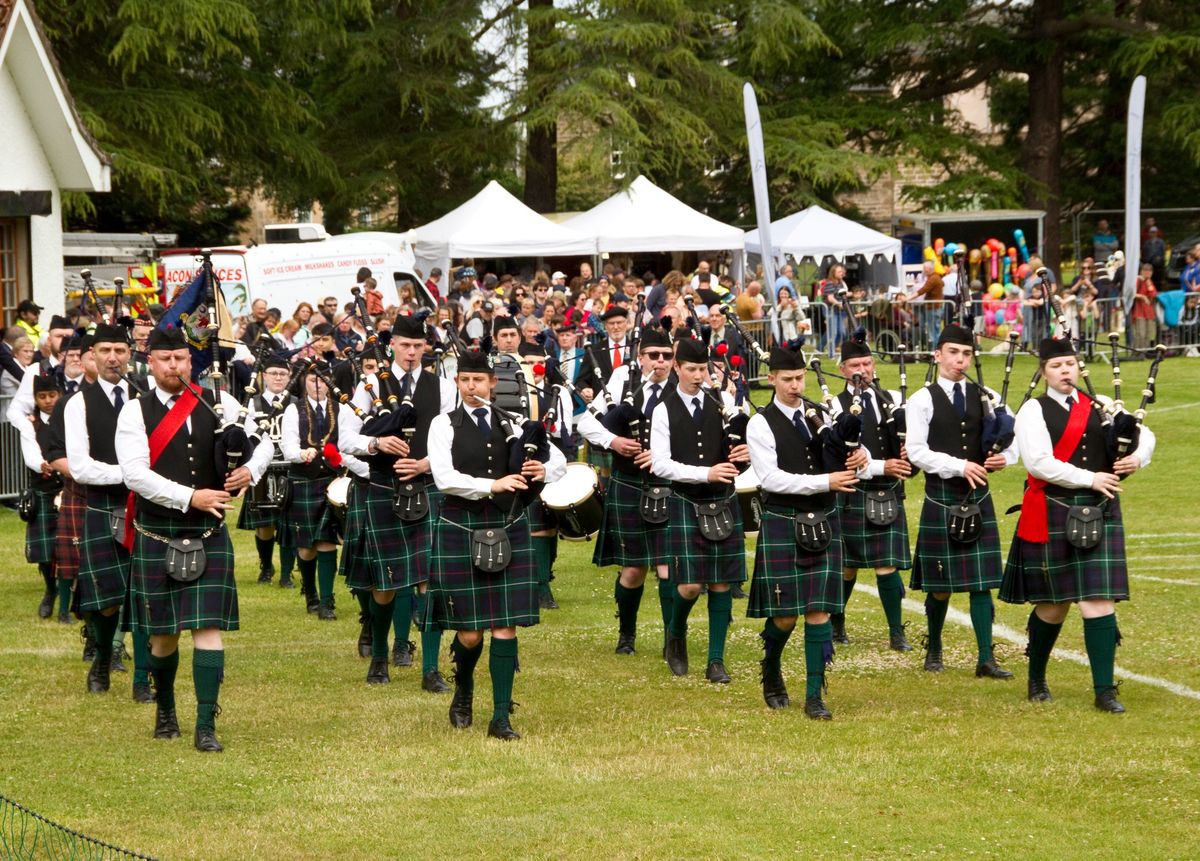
[642,350,673,360]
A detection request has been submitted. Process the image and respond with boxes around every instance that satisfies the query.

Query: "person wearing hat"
[745,343,861,717]
[906,323,1018,678]
[577,326,676,655]
[462,300,496,346]
[117,325,274,752]
[6,314,80,449]
[64,324,151,700]
[650,336,748,683]
[827,336,914,652]
[425,348,567,739]
[43,336,94,643]
[578,305,631,490]
[236,354,297,586]
[21,374,65,620]
[280,363,354,620]
[339,313,458,689]
[1000,337,1156,712]
[16,298,43,348]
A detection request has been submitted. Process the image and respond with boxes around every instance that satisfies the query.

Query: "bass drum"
[540,462,604,541]
[736,465,762,539]
[325,475,352,531]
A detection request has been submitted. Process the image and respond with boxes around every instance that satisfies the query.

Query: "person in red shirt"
[363,277,385,316]
[1131,262,1158,351]
[424,267,443,305]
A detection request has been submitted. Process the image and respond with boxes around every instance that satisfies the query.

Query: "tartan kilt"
[130,513,237,634]
[747,504,844,618]
[55,478,85,580]
[286,475,341,548]
[424,498,538,631]
[24,489,59,564]
[665,487,746,585]
[910,478,1003,594]
[235,491,283,531]
[838,479,912,571]
[526,497,558,533]
[1000,491,1128,604]
[585,443,611,472]
[592,473,665,568]
[76,504,131,614]
[341,479,435,592]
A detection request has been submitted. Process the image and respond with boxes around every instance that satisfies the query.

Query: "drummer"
[650,337,748,684]
[236,354,296,587]
[578,326,675,655]
[828,337,914,651]
[280,363,352,620]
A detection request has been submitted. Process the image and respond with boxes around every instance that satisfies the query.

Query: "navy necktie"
[112,385,124,411]
[66,379,77,395]
[859,390,873,427]
[690,396,703,426]
[315,403,326,439]
[1065,395,1075,408]
[952,383,966,418]
[400,373,412,400]
[793,410,811,441]
[473,407,492,440]
[644,383,661,417]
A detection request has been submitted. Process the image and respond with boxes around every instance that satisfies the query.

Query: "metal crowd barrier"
[0,395,28,502]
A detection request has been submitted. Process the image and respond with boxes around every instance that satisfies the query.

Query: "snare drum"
[326,475,351,530]
[250,462,290,514]
[735,465,762,539]
[539,462,604,541]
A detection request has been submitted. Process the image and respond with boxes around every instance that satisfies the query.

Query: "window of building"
[0,219,31,328]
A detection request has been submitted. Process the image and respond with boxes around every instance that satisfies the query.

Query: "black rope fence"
[0,794,159,860]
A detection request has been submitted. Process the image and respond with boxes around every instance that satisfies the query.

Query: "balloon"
[988,283,1005,299]
[984,310,995,326]
[996,323,1009,339]
[986,322,997,337]
[969,248,982,264]
[924,246,936,262]
[934,238,945,255]
[987,238,1004,253]
[1007,246,1018,260]
[1012,322,1024,335]
[944,242,958,258]
[1006,305,1019,322]
[1013,228,1030,262]
[1017,263,1031,280]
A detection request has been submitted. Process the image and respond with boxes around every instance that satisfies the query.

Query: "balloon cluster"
[923,228,1033,288]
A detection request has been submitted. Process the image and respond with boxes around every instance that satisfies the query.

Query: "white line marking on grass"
[1145,401,1200,414]
[1127,554,1200,560]
[856,584,1200,702]
[1131,574,1200,586]
[1127,534,1200,540]
[1127,541,1200,548]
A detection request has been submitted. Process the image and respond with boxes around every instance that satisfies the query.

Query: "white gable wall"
[0,60,64,315]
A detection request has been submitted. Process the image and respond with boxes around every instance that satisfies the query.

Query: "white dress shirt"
[577,370,668,450]
[746,398,832,495]
[1013,387,1155,488]
[649,388,735,484]
[339,362,458,457]
[7,356,81,445]
[116,386,274,513]
[21,411,53,471]
[280,397,366,475]
[905,375,1019,479]
[65,377,132,487]
[427,402,567,499]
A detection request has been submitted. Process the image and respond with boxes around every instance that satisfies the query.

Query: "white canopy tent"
[563,175,744,253]
[745,206,904,295]
[412,180,596,282]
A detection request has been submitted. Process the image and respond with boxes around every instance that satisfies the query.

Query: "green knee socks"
[533,536,555,588]
[969,591,994,664]
[489,637,518,722]
[92,611,119,663]
[804,621,833,698]
[370,596,392,661]
[761,619,792,675]
[450,635,483,681]
[279,545,296,581]
[392,587,414,646]
[316,549,337,607]
[925,594,949,651]
[148,649,179,711]
[415,591,442,675]
[877,572,905,634]
[657,578,674,631]
[668,588,698,638]
[1083,613,1119,693]
[193,649,224,731]
[614,579,644,636]
[707,590,733,664]
[1026,610,1064,683]
[132,631,151,686]
[56,578,73,615]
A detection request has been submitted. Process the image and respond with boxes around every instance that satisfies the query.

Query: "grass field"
[2,353,1198,860]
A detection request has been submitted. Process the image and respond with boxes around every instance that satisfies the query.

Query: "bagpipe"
[681,295,755,474]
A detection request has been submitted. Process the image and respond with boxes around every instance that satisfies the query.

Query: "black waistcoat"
[837,388,888,459]
[365,368,441,480]
[449,405,513,514]
[82,383,129,501]
[29,413,63,492]
[927,381,984,465]
[136,390,221,524]
[290,399,338,480]
[1038,394,1113,474]
[612,380,674,477]
[491,353,526,416]
[665,390,724,471]
[761,403,833,512]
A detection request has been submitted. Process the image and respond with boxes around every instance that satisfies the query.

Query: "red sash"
[121,390,200,551]
[1016,391,1092,544]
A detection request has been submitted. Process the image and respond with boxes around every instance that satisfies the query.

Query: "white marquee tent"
[413,180,596,281]
[564,175,744,253]
[745,206,904,292]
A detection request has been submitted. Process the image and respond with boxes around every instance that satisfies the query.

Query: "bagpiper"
[906,324,1018,679]
[117,325,273,752]
[746,341,860,717]
[1000,337,1155,712]
[425,349,566,739]
[20,374,66,621]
